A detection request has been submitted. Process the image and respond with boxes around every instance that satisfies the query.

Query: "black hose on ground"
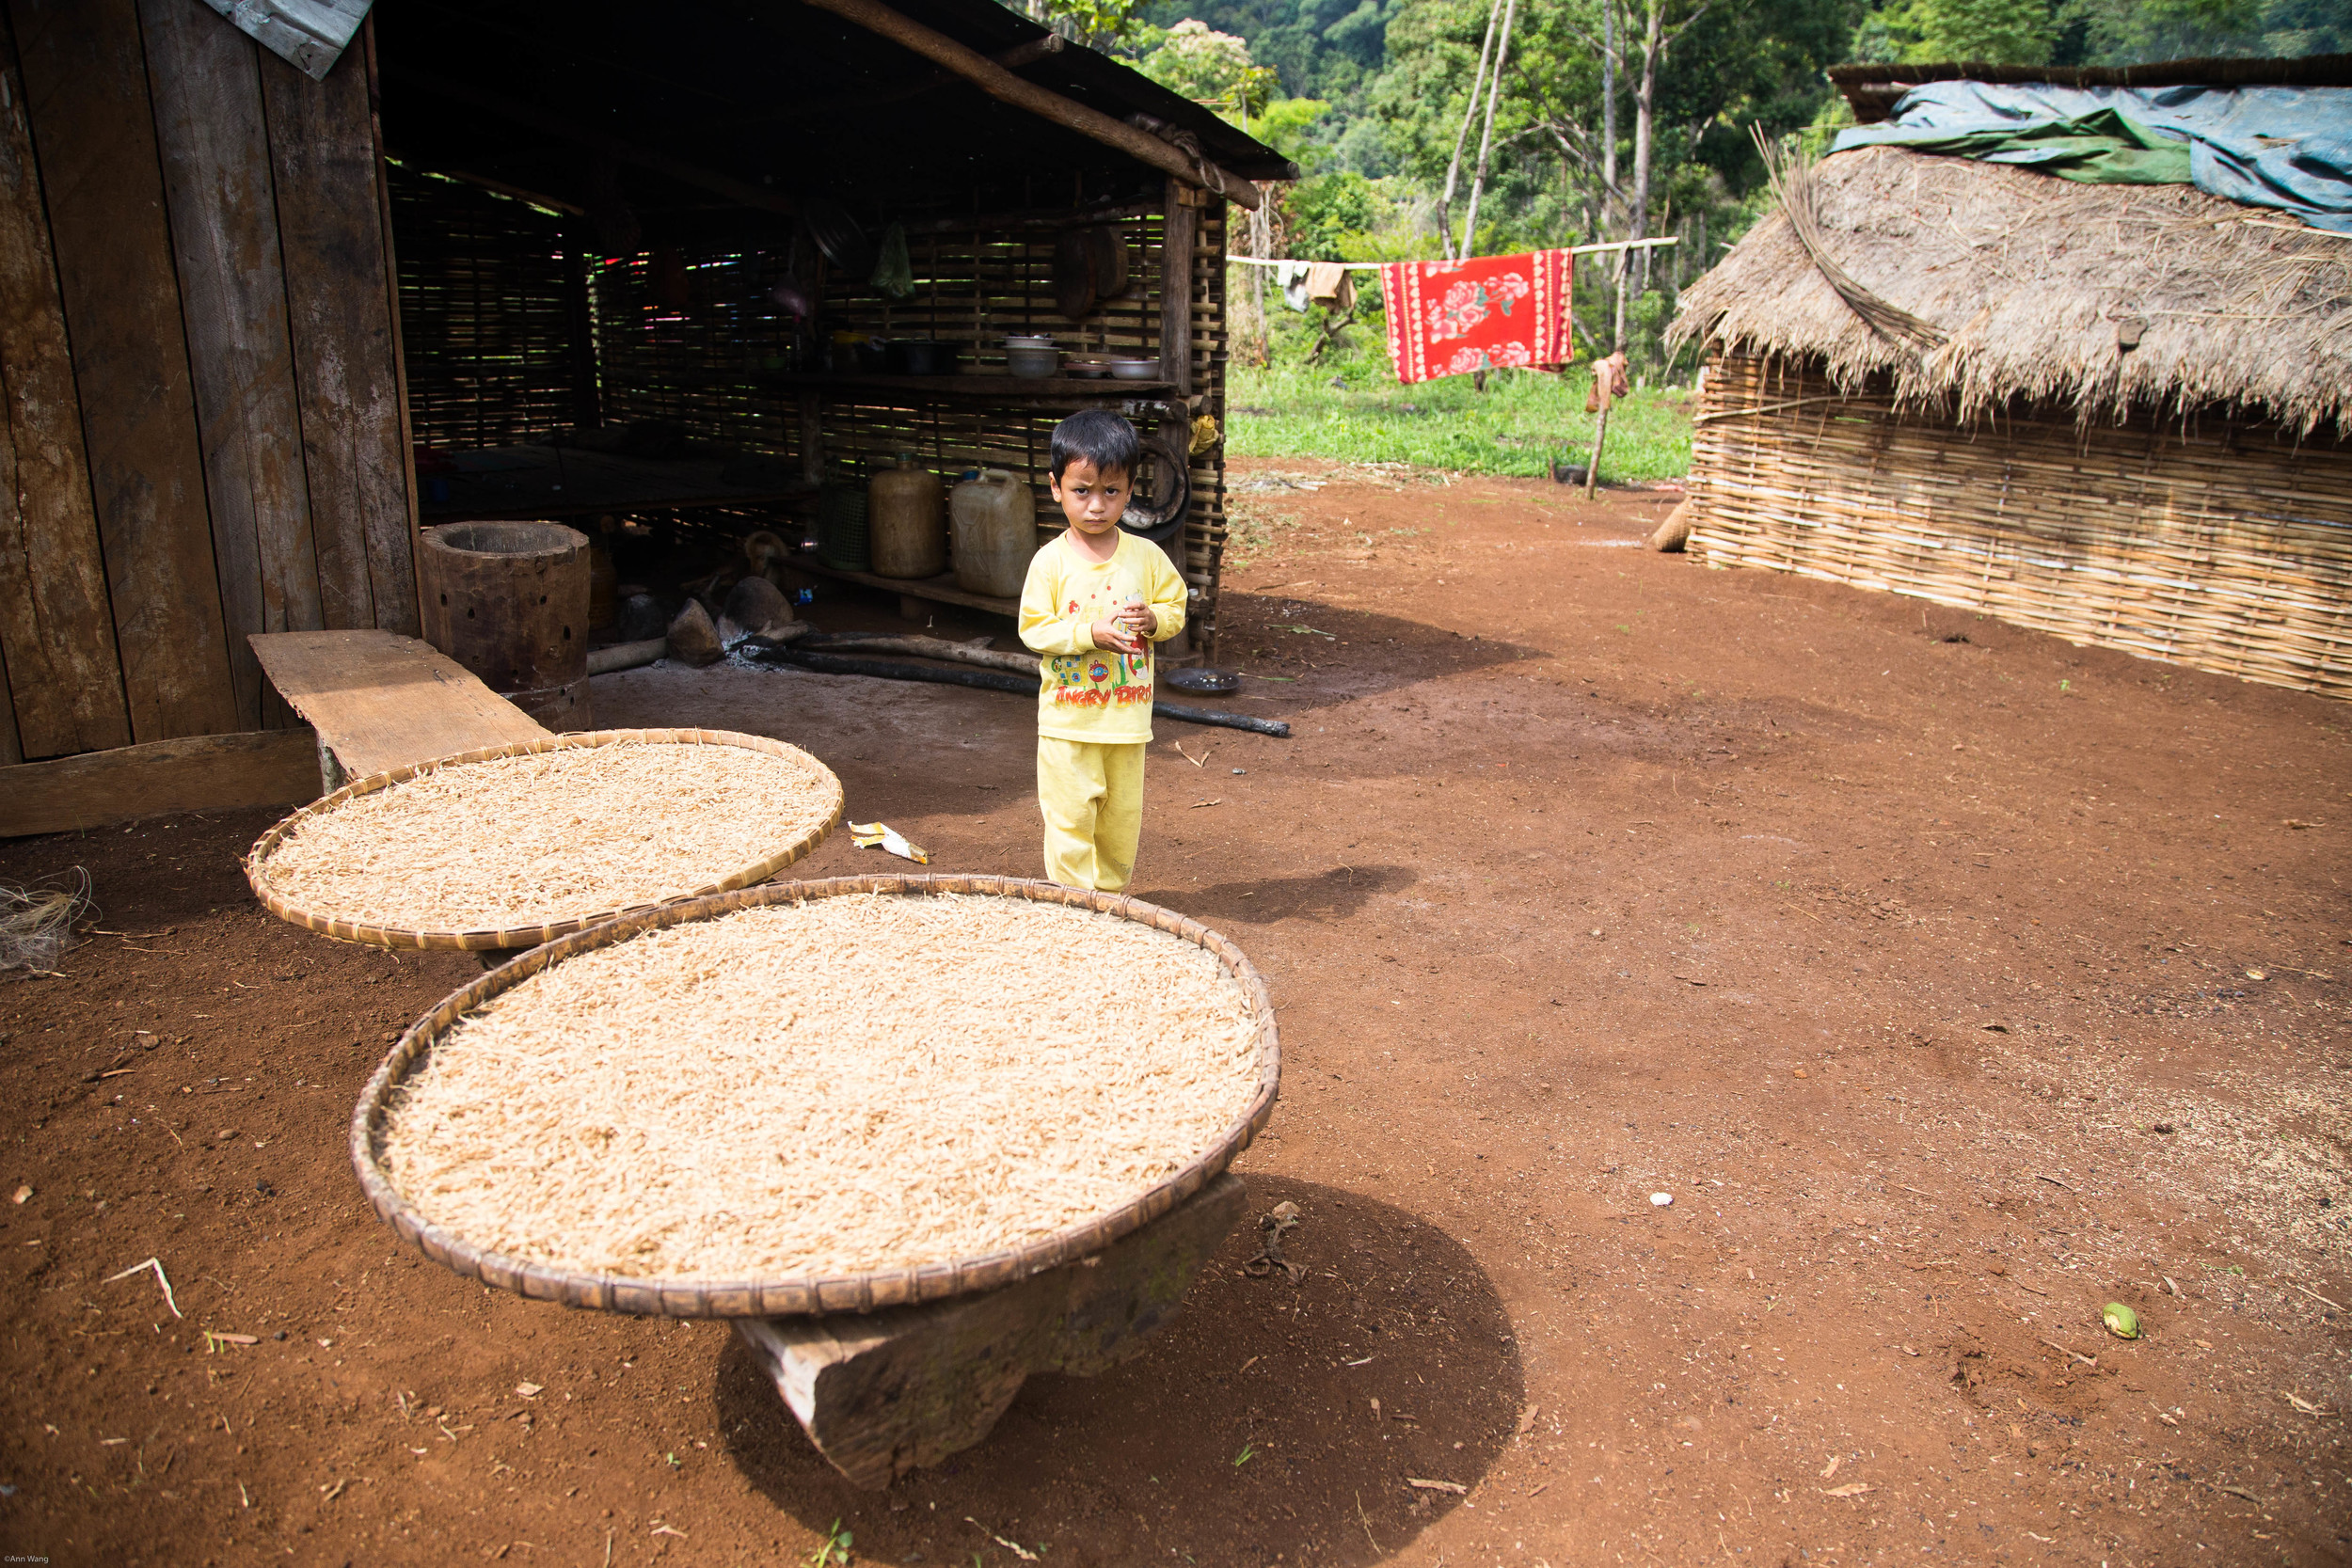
[739,642,1292,737]
[1150,699,1291,737]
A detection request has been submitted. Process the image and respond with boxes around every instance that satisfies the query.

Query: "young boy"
[1017,409,1188,893]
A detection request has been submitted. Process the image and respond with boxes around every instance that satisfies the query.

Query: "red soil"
[2,458,2345,1567]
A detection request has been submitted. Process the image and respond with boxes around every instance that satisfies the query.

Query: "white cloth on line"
[1275,259,1312,311]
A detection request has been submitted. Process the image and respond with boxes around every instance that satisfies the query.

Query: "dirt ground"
[3,457,2347,1568]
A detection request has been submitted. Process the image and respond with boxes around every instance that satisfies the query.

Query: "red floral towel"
[1378,250,1574,384]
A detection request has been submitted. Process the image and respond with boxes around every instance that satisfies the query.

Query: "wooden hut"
[1671,63,2352,701]
[0,0,1288,833]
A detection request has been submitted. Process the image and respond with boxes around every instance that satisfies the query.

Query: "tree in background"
[2062,0,2348,60]
[1103,0,2341,381]
[1133,18,1284,112]
[1006,0,1150,47]
[1851,0,2350,63]
[1374,0,1852,356]
[1856,0,2058,62]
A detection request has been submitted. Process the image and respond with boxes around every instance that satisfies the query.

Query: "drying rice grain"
[379,895,1264,1281]
[253,741,834,932]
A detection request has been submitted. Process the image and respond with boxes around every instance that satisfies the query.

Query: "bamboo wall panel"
[1687,354,2352,701]
[391,164,580,449]
[142,0,317,732]
[592,200,1232,655]
[263,38,418,635]
[0,17,125,762]
[10,0,240,743]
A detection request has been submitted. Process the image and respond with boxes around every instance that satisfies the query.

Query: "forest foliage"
[993,0,2349,381]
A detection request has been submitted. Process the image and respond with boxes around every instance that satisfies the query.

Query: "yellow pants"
[1037,736,1145,893]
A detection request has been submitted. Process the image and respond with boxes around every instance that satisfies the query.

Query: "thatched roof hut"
[1668,72,2352,702]
[1676,144,2352,436]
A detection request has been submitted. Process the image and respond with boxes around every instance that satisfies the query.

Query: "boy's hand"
[1117,602,1158,639]
[1090,617,1144,654]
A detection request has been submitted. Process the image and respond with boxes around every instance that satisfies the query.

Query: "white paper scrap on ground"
[850,821,930,864]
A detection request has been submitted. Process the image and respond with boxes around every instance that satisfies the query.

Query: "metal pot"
[883,340,959,375]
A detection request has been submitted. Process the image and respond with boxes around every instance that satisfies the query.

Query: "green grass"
[1225,360,1693,483]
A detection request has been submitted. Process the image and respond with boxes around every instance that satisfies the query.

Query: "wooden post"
[1154,182,1201,660]
[1159,181,1199,398]
[734,1173,1247,1489]
[563,246,601,430]
[798,393,823,486]
[1583,402,1609,500]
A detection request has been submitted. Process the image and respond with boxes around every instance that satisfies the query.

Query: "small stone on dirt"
[1650,1192,1673,1208]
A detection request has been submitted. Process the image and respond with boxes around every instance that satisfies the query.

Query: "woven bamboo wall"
[1687,354,2352,701]
[390,165,580,450]
[592,200,1232,657]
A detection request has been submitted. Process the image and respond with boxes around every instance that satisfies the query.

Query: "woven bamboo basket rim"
[347,874,1282,1319]
[243,728,846,952]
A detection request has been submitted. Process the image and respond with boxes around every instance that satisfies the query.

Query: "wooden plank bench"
[249,629,548,786]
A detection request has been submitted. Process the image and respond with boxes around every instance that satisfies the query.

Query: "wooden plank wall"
[0,3,415,766]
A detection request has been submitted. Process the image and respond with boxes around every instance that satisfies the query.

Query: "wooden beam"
[1159,178,1199,397]
[10,0,242,744]
[0,10,131,758]
[702,33,1070,130]
[384,65,800,220]
[792,0,1263,210]
[385,159,585,216]
[140,0,322,732]
[0,726,320,837]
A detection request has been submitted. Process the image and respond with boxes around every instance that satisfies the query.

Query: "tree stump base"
[733,1172,1247,1488]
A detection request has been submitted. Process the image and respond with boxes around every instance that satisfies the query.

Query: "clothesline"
[1227,235,1680,269]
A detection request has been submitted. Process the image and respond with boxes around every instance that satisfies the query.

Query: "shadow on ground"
[714,1175,1522,1567]
[1216,590,1545,709]
[1159,863,1419,926]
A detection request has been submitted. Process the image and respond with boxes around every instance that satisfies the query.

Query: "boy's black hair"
[1049,407,1141,482]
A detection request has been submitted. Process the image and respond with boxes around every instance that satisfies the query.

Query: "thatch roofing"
[1672,145,2352,436]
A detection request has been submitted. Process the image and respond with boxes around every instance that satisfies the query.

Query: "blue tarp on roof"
[1832,82,2352,233]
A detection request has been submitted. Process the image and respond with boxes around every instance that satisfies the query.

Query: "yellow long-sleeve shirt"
[1017,531,1188,744]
